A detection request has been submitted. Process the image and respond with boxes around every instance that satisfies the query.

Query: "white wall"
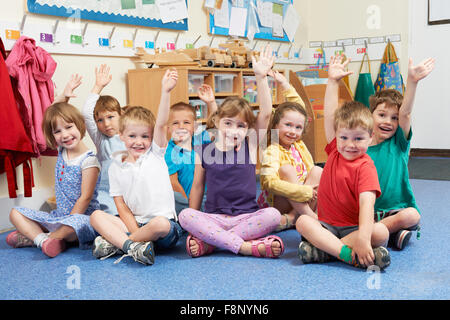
[408,0,450,149]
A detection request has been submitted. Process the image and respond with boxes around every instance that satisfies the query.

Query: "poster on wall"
[27,0,188,30]
[428,0,450,25]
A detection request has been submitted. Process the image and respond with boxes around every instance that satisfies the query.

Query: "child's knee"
[278,164,297,181]
[397,208,421,227]
[295,214,311,233]
[372,223,389,246]
[150,216,171,234]
[89,210,105,226]
[9,208,23,224]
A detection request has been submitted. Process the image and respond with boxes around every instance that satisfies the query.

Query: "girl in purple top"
[178,46,284,258]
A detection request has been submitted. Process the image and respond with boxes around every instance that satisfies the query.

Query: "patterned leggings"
[178,207,281,254]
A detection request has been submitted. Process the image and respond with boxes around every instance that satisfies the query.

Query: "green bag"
[354,53,375,108]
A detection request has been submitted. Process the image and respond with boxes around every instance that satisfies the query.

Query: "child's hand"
[162,68,178,93]
[252,45,275,79]
[94,64,112,89]
[268,69,289,90]
[327,54,353,82]
[63,73,82,99]
[408,57,435,83]
[352,237,374,267]
[198,84,215,104]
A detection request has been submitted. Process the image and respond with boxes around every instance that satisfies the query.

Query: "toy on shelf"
[219,39,259,68]
[135,47,199,68]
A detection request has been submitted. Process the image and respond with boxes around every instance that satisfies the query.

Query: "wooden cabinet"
[127,66,285,123]
[289,70,353,164]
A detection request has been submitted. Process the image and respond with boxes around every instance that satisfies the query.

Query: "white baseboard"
[0,187,53,231]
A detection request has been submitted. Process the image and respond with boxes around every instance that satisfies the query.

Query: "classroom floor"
[0,158,449,300]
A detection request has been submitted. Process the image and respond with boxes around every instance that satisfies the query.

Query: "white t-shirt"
[108,141,176,224]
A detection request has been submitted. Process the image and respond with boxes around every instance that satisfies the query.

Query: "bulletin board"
[208,0,294,42]
[26,0,188,31]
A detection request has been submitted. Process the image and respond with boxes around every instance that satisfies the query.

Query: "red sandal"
[186,234,215,258]
[250,235,284,258]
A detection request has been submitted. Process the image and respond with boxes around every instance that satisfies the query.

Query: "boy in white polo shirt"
[90,68,179,265]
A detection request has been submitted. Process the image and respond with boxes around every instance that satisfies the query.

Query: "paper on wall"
[272,3,283,37]
[282,4,299,42]
[228,6,248,37]
[256,0,273,28]
[214,0,230,28]
[156,0,188,23]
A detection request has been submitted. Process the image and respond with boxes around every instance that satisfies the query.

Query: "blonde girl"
[7,102,100,258]
[258,71,323,231]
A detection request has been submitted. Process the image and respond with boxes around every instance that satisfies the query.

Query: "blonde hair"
[119,106,156,133]
[206,96,256,129]
[267,102,308,145]
[169,102,196,121]
[42,102,86,149]
[369,89,403,113]
[334,101,374,134]
[93,95,121,120]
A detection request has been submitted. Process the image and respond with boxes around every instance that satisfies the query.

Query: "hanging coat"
[5,35,57,157]
[0,37,35,198]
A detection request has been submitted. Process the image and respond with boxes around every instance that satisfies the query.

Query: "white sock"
[33,233,49,248]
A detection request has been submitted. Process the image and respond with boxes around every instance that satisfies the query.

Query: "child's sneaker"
[6,231,34,248]
[114,241,155,265]
[93,236,122,260]
[41,238,66,258]
[354,246,391,269]
[392,229,412,250]
[298,241,331,263]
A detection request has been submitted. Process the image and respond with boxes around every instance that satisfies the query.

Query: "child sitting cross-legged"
[296,54,391,269]
[89,68,181,265]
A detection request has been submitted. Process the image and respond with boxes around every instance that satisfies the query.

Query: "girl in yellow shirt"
[258,71,322,231]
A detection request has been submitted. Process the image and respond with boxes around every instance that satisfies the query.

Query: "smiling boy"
[367,57,434,249]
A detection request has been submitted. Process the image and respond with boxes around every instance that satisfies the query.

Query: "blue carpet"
[0,179,449,300]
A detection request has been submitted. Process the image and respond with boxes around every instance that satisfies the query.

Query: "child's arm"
[399,57,434,138]
[352,191,377,266]
[198,84,218,117]
[169,173,188,199]
[324,54,353,143]
[269,70,306,109]
[53,73,82,103]
[82,65,113,144]
[189,154,206,210]
[153,68,178,148]
[69,167,99,215]
[114,196,140,234]
[252,45,275,140]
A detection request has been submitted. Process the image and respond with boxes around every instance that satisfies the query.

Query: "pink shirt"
[6,36,57,156]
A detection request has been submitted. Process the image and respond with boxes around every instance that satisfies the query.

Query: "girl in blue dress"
[7,102,101,258]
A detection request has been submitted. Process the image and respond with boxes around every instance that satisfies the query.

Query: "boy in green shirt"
[367,57,434,250]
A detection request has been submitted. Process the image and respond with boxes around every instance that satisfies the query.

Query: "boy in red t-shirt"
[296,54,391,269]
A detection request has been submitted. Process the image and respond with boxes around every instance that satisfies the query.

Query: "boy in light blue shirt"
[165,84,217,214]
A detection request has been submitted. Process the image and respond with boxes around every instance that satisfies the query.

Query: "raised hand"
[95,64,112,88]
[252,45,275,79]
[268,69,289,90]
[408,57,435,83]
[327,54,353,82]
[63,73,82,99]
[198,84,215,104]
[162,68,178,93]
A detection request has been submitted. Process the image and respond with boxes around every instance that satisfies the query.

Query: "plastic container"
[243,76,257,103]
[214,73,236,93]
[188,74,206,94]
[190,99,207,119]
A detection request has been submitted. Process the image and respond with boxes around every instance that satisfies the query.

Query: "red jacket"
[0,38,34,198]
